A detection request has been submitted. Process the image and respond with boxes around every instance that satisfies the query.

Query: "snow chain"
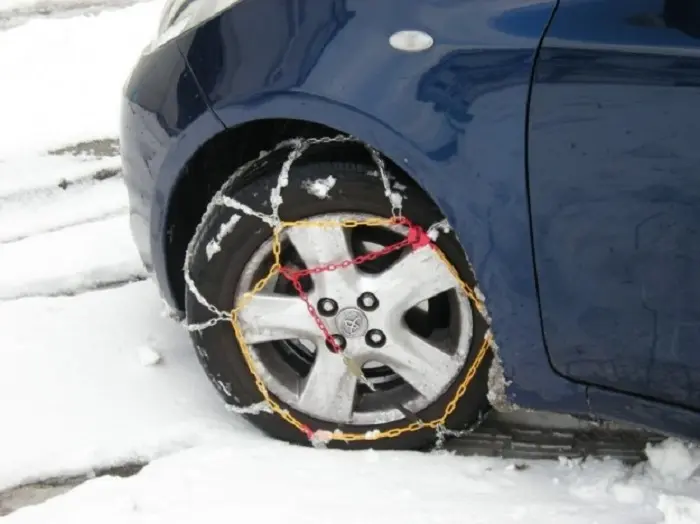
[230,216,492,442]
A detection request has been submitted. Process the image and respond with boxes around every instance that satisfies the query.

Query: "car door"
[528,0,700,410]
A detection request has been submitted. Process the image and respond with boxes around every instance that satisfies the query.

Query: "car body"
[120,0,700,443]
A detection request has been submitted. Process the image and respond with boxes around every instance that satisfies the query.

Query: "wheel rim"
[235,212,473,425]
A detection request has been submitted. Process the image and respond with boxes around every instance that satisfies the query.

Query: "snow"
[426,218,451,241]
[0,0,243,493]
[658,494,700,524]
[0,0,160,158]
[646,440,700,482]
[205,213,241,260]
[0,282,246,492]
[0,0,135,10]
[303,175,336,199]
[0,0,699,522]
[3,444,700,524]
[136,343,163,366]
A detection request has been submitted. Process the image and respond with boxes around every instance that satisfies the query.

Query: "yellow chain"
[229,217,492,442]
[281,217,401,229]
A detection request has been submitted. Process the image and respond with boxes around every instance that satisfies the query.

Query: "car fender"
[159,0,589,413]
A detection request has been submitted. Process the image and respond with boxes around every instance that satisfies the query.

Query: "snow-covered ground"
[0,1,699,522]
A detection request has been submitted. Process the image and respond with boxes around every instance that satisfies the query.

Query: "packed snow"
[2,446,700,524]
[0,0,699,522]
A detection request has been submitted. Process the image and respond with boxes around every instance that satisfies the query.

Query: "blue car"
[120,0,700,450]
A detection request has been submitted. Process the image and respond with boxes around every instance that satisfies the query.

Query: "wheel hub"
[335,307,369,338]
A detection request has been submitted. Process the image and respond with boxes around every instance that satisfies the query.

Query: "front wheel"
[185,155,492,450]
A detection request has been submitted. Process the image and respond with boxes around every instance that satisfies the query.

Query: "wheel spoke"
[286,225,360,292]
[297,349,357,422]
[287,224,354,266]
[381,330,457,399]
[374,247,456,312]
[237,292,321,344]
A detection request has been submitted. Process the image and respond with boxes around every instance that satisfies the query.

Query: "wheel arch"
[159,109,438,314]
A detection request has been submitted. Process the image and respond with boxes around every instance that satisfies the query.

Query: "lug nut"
[365,329,386,348]
[326,334,347,351]
[318,298,338,316]
[357,292,379,311]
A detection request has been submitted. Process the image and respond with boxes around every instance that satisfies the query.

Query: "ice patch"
[303,175,336,199]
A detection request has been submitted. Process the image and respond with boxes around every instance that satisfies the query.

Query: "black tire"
[185,151,492,450]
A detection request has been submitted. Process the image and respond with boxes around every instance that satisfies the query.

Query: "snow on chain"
[181,135,473,445]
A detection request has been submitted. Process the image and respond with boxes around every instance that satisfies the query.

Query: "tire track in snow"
[1,275,149,301]
[0,208,127,245]
[0,463,144,517]
[0,143,144,299]
[0,157,121,201]
[0,0,148,29]
[0,214,147,300]
[0,173,128,244]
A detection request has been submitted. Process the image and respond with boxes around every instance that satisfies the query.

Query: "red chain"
[279,219,434,354]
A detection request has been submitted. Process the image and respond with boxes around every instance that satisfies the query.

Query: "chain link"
[366,145,403,218]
